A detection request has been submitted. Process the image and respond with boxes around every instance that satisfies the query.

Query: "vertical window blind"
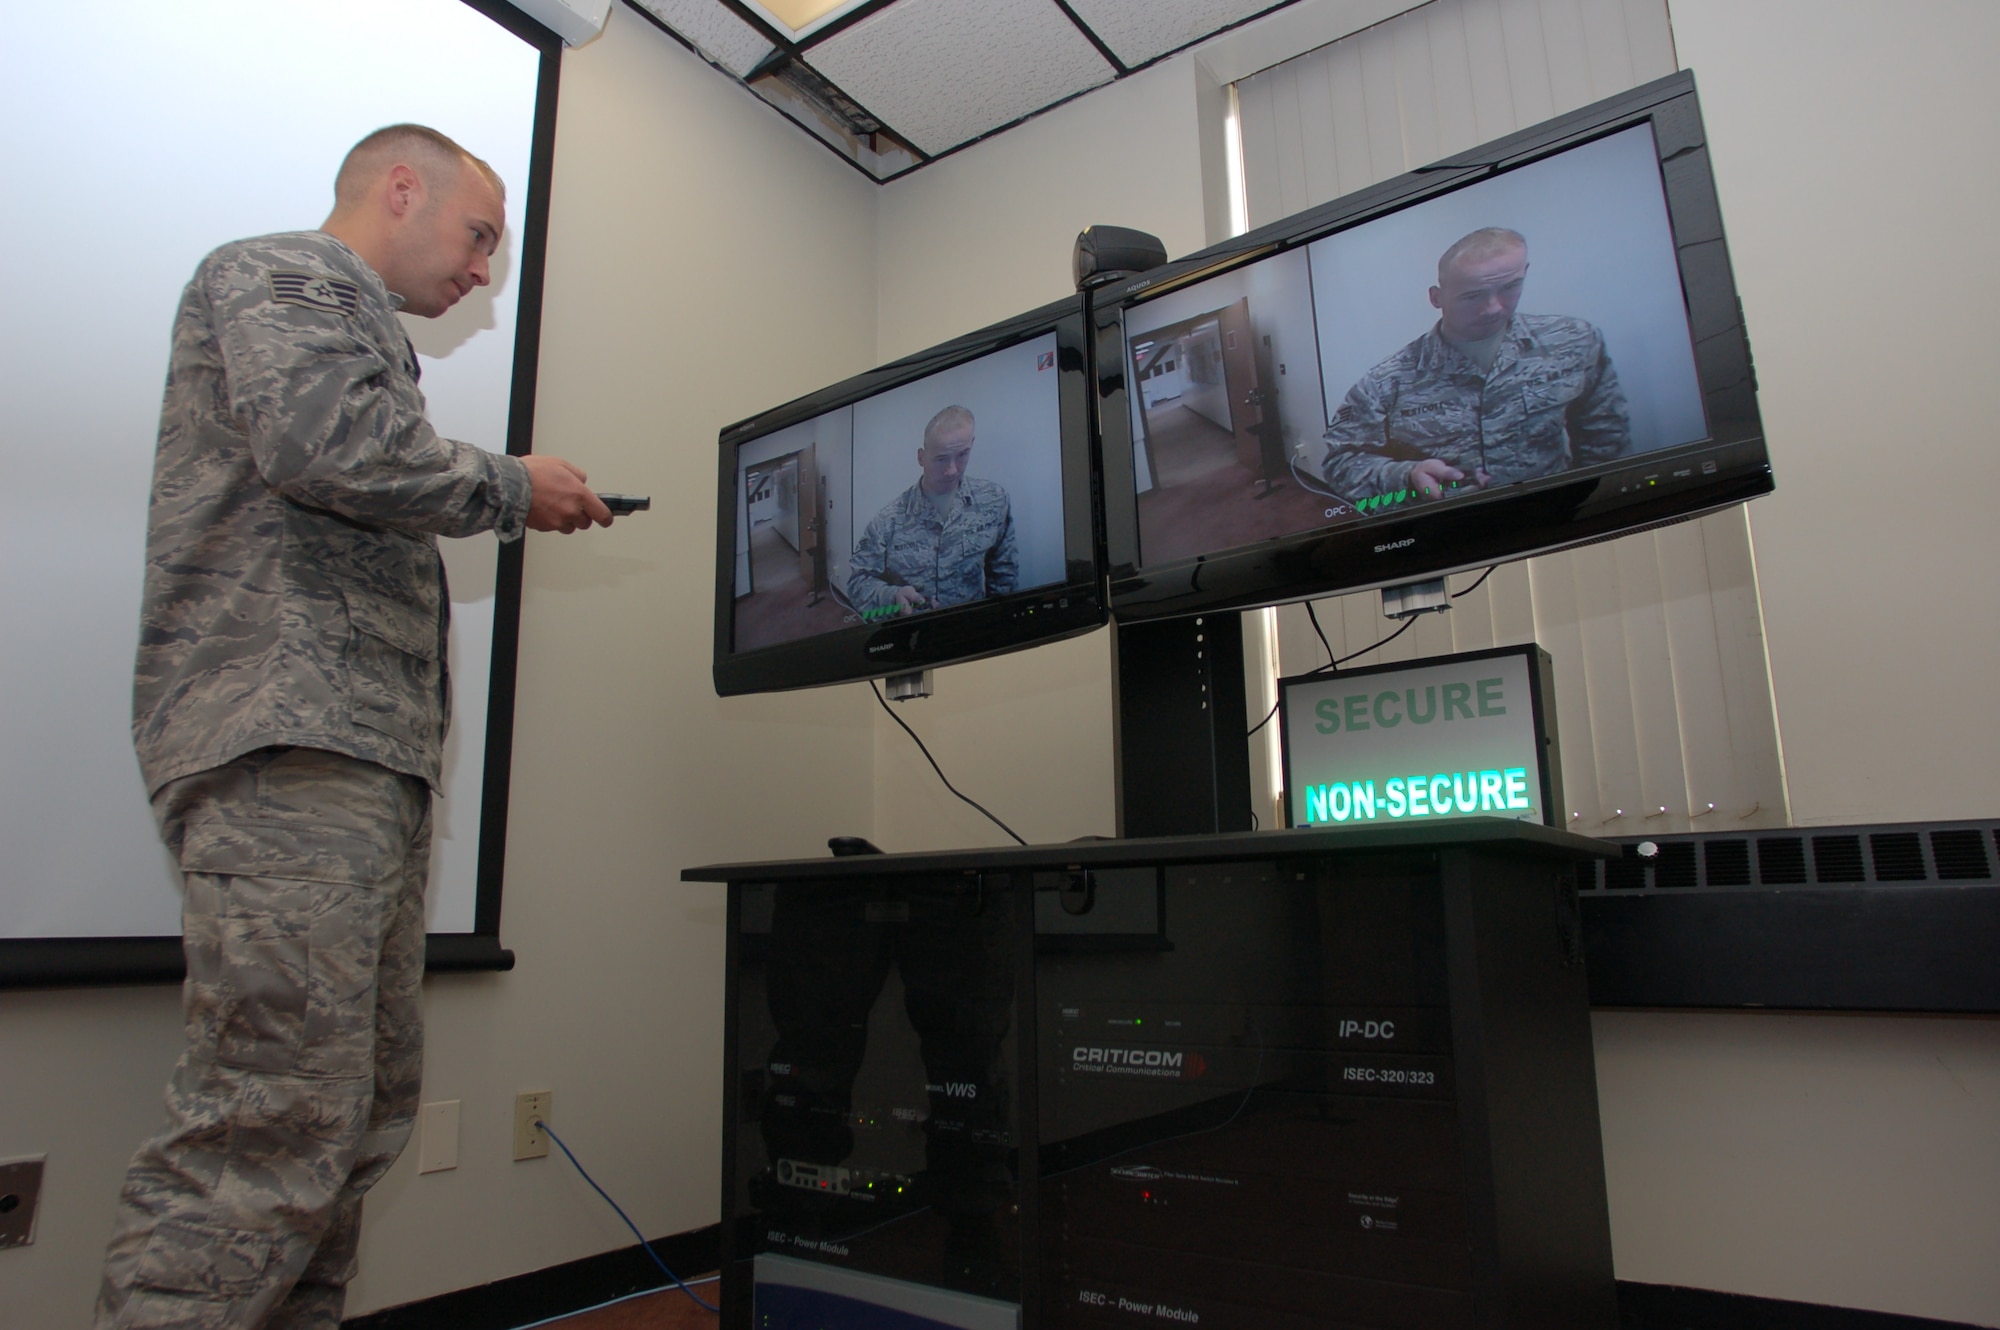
[1232,0,1788,833]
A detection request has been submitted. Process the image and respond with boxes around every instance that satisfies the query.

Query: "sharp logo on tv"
[1374,537,1416,553]
[1071,1046,1208,1079]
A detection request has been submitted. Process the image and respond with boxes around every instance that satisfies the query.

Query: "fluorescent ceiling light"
[738,0,872,39]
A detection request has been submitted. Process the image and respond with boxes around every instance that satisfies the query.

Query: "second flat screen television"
[714,298,1103,696]
[1097,71,1771,619]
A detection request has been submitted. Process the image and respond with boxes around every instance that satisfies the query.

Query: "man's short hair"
[334,124,505,209]
[1437,227,1526,285]
[924,405,975,448]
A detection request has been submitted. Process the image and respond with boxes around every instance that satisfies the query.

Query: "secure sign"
[1280,645,1558,829]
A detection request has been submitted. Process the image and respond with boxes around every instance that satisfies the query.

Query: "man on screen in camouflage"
[1321,228,1631,505]
[98,125,613,1330]
[847,405,1018,618]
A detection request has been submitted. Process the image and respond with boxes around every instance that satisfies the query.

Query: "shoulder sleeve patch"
[267,270,360,316]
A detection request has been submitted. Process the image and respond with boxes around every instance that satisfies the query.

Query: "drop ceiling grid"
[804,0,1116,155]
[631,0,775,75]
[1062,0,1297,66]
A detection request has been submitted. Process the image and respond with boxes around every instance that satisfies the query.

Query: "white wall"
[1582,3,2000,1323]
[865,56,1218,854]
[1594,1010,2000,1324]
[1673,0,2000,828]
[0,8,883,1322]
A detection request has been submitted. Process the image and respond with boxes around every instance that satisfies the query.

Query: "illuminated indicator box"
[1278,644,1561,831]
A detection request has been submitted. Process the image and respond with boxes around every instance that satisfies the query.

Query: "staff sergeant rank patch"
[268,270,360,316]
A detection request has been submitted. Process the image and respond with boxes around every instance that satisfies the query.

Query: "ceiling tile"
[1064,0,1294,67]
[630,0,775,77]
[805,0,1115,156]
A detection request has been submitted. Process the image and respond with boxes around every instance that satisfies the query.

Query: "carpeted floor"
[1134,402,1339,564]
[532,1279,719,1329]
[733,522,850,651]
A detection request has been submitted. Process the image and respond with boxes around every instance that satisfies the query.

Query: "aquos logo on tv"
[1281,647,1555,829]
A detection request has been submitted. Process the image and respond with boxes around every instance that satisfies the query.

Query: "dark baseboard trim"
[344,1248,1984,1330]
[3,931,514,989]
[1618,1281,1984,1329]
[342,1224,718,1329]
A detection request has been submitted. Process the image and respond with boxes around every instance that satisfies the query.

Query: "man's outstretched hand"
[1408,457,1489,499]
[524,455,615,533]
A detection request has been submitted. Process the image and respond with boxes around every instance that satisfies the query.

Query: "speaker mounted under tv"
[713,297,1104,696]
[1094,70,1771,622]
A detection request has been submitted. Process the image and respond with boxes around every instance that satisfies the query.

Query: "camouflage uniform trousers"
[97,746,431,1330]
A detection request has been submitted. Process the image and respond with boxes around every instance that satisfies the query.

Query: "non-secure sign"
[1280,646,1556,829]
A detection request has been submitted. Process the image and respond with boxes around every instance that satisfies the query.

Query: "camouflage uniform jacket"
[133,231,531,796]
[846,478,1018,615]
[1320,313,1631,502]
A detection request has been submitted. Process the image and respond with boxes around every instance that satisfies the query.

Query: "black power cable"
[1451,565,1497,598]
[870,680,1027,845]
[1252,566,1495,740]
[1312,611,1418,675]
[1248,613,1420,737]
[1305,600,1335,668]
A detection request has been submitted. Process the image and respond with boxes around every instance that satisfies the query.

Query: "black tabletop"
[682,817,1617,883]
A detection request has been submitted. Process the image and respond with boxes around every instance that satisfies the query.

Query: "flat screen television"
[1094,70,1770,621]
[713,297,1104,695]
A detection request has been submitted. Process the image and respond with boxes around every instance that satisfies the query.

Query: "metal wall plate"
[0,1156,46,1249]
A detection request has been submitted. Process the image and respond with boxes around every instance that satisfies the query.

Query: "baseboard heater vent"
[1584,819,1997,892]
[1578,819,2000,1013]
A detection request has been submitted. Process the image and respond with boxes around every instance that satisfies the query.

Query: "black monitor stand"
[1112,613,1254,838]
[690,234,1611,1330]
[1087,232,1255,841]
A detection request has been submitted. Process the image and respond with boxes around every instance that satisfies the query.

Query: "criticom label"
[1070,1047,1208,1080]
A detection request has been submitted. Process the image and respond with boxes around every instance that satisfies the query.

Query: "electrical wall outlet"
[417,1100,460,1174]
[513,1091,552,1161]
[0,1156,46,1249]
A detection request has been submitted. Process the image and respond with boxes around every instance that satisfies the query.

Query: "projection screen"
[0,0,559,984]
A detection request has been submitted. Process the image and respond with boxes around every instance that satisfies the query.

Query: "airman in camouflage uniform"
[99,125,612,1330]
[847,405,1018,617]
[1321,228,1631,504]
